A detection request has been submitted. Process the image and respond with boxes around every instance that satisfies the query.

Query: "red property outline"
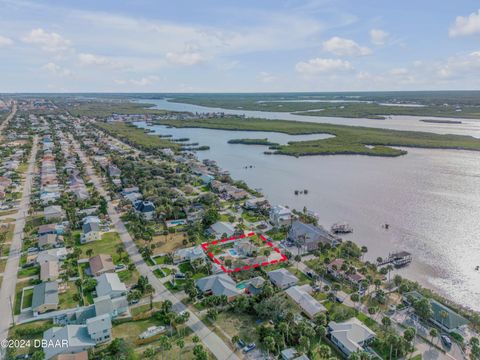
[201,232,288,274]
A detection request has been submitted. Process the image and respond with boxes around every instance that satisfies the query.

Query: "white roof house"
[95,273,127,299]
[268,268,299,289]
[285,285,326,319]
[196,273,242,300]
[209,221,235,238]
[43,326,96,359]
[270,205,293,227]
[328,318,376,356]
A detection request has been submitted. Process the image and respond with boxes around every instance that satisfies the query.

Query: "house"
[430,299,469,332]
[270,205,293,227]
[173,245,207,264]
[81,221,100,244]
[40,260,59,282]
[209,221,235,239]
[268,268,299,289]
[285,285,326,319]
[244,276,265,296]
[200,173,214,185]
[287,221,339,252]
[328,318,376,357]
[327,259,345,278]
[36,247,68,264]
[38,223,57,236]
[38,233,60,249]
[134,200,155,220]
[52,352,88,360]
[86,313,112,343]
[89,254,115,277]
[196,273,242,301]
[235,239,258,257]
[33,281,59,315]
[94,295,129,319]
[95,273,127,299]
[43,326,96,359]
[44,205,66,221]
[403,292,469,332]
[108,164,121,178]
[281,348,311,360]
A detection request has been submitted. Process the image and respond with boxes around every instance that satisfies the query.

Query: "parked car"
[243,343,256,353]
[335,296,344,303]
[441,335,452,348]
[237,339,246,348]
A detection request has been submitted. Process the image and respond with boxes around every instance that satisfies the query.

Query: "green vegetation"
[96,122,179,152]
[227,138,279,146]
[65,101,170,117]
[154,117,480,157]
[168,92,480,119]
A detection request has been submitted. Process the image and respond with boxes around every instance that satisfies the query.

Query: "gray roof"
[268,268,299,288]
[328,318,375,354]
[196,273,241,298]
[285,285,326,318]
[86,313,112,336]
[95,273,127,297]
[82,221,100,234]
[32,281,59,310]
[431,299,469,330]
[43,325,95,359]
[210,221,235,236]
[288,221,337,246]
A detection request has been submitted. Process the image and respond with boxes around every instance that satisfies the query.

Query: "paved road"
[0,102,17,136]
[72,139,240,360]
[0,135,38,355]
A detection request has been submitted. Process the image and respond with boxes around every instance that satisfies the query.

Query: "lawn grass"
[22,288,34,309]
[78,231,123,262]
[118,268,140,285]
[153,117,480,157]
[154,255,167,265]
[204,310,260,344]
[17,265,40,278]
[58,281,80,309]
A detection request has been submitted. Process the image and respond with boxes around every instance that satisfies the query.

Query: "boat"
[139,326,166,339]
[331,222,353,234]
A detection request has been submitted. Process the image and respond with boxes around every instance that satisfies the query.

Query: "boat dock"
[377,251,412,267]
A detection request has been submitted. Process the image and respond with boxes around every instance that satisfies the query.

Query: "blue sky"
[1,0,480,92]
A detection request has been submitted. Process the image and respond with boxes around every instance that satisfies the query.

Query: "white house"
[328,318,376,356]
[269,205,293,227]
[95,273,127,299]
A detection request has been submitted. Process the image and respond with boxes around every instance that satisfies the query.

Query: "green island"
[227,138,279,146]
[64,101,171,117]
[167,93,480,119]
[154,117,480,157]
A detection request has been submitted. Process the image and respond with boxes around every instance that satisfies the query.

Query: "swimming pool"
[227,249,238,256]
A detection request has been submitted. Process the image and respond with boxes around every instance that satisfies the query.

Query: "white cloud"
[257,72,276,83]
[370,28,389,45]
[42,62,71,76]
[0,35,13,47]
[115,75,159,86]
[78,53,112,66]
[449,10,480,37]
[322,36,371,56]
[295,58,353,75]
[22,28,71,52]
[436,51,480,78]
[166,50,206,66]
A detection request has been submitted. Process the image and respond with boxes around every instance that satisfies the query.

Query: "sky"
[1,0,480,92]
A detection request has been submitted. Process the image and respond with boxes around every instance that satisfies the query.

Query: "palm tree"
[86,248,93,258]
[429,328,438,347]
[176,339,185,360]
[318,344,331,359]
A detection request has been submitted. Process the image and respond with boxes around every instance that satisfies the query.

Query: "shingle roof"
[267,268,299,288]
[89,254,115,275]
[285,285,326,318]
[82,221,100,234]
[196,274,241,297]
[328,318,375,354]
[95,273,127,297]
[32,281,59,309]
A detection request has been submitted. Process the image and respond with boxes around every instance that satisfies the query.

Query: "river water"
[133,98,480,310]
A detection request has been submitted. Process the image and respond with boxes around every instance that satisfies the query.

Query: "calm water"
[137,98,480,138]
[132,98,480,310]
[134,120,480,310]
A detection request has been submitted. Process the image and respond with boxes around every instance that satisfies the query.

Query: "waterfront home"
[200,173,215,185]
[268,268,299,289]
[287,221,339,252]
[44,205,66,221]
[196,273,242,301]
[328,318,375,357]
[285,285,327,319]
[402,291,469,332]
[327,258,345,278]
[33,281,59,315]
[173,245,206,264]
[89,254,115,277]
[209,221,236,239]
[81,221,100,244]
[269,205,293,227]
[134,199,156,220]
[43,326,96,359]
[95,273,127,299]
[40,260,59,282]
[244,197,269,211]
